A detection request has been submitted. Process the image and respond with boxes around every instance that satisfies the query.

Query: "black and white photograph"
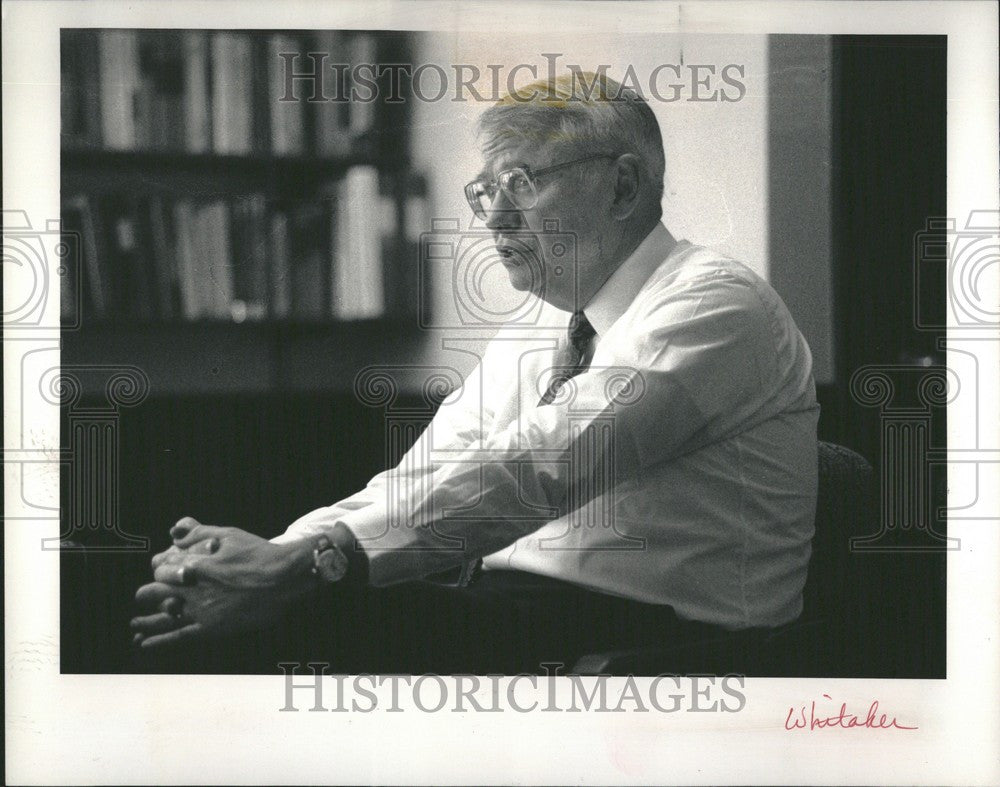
[4,1,998,784]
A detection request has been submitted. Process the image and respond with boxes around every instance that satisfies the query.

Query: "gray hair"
[476,70,665,198]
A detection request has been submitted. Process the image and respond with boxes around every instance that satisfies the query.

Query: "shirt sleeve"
[270,352,495,545]
[343,269,807,585]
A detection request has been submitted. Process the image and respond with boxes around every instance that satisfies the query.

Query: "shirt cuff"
[337,500,456,587]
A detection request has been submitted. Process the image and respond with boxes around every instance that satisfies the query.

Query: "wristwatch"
[312,534,350,584]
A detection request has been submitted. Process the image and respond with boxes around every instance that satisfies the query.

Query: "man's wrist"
[274,538,323,601]
[276,523,369,594]
[326,522,370,588]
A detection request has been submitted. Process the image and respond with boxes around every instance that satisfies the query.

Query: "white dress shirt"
[274,222,820,629]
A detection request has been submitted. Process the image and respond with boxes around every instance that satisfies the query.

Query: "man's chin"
[502,264,538,294]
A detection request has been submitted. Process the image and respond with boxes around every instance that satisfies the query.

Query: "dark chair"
[572,441,879,676]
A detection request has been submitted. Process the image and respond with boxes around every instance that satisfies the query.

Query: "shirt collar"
[583,221,679,337]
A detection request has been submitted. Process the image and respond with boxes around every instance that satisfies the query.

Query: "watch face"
[316,545,349,583]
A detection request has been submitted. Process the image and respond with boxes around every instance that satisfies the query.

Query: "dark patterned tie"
[450,312,596,589]
[538,311,597,406]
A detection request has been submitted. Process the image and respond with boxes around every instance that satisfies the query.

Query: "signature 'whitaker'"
[784,694,918,731]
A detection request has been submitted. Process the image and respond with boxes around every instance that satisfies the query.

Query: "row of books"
[61,29,384,157]
[61,167,430,323]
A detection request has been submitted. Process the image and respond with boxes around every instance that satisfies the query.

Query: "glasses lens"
[465,180,494,218]
[465,168,538,217]
[499,168,537,210]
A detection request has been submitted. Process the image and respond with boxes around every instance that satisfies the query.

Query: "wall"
[768,35,835,384]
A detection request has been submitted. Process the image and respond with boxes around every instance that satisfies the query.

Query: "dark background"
[60,34,947,677]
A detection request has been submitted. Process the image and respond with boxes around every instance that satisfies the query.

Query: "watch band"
[323,522,370,588]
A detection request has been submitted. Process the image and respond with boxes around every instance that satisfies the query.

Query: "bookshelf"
[61,28,430,395]
[61,149,380,196]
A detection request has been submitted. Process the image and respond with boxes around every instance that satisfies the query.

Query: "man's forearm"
[339,448,576,586]
[273,522,370,592]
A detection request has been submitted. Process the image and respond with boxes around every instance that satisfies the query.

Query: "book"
[269,209,291,318]
[97,30,141,150]
[332,166,384,320]
[230,195,269,321]
[194,200,235,318]
[348,33,378,143]
[403,172,430,242]
[173,200,209,319]
[63,194,107,318]
[61,30,102,147]
[210,33,253,155]
[58,220,79,324]
[182,31,211,153]
[313,30,351,157]
[58,199,86,322]
[288,202,328,319]
[99,194,156,320]
[173,199,236,319]
[245,195,270,319]
[377,173,402,319]
[268,34,306,156]
[146,196,181,319]
[400,172,429,318]
[138,31,185,151]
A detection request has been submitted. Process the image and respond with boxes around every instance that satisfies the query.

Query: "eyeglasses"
[464,153,617,219]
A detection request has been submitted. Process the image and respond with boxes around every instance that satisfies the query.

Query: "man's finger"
[130,612,188,636]
[153,561,199,586]
[135,581,183,609]
[172,522,228,549]
[159,596,184,617]
[151,545,184,570]
[169,516,203,540]
[140,623,205,650]
[152,538,219,571]
[195,537,222,555]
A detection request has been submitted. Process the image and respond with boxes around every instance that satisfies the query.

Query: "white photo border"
[3,1,998,784]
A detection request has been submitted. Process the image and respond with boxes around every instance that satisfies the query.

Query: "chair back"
[803,441,875,620]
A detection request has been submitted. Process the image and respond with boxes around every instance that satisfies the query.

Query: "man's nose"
[484,190,522,231]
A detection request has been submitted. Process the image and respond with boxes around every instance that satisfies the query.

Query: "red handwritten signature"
[784,694,918,731]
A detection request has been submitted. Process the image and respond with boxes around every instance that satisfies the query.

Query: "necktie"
[538,311,597,406]
[450,312,596,589]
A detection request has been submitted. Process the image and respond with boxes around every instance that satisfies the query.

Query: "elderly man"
[132,73,819,673]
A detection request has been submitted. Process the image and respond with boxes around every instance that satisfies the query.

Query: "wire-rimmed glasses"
[464,153,617,219]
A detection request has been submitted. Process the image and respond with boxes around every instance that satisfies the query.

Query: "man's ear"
[610,153,643,220]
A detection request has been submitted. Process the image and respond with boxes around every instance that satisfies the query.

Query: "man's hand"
[132,517,317,649]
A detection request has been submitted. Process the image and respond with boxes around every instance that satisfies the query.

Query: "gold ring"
[164,596,184,619]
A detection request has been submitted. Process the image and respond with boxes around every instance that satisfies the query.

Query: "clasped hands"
[132,516,315,649]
